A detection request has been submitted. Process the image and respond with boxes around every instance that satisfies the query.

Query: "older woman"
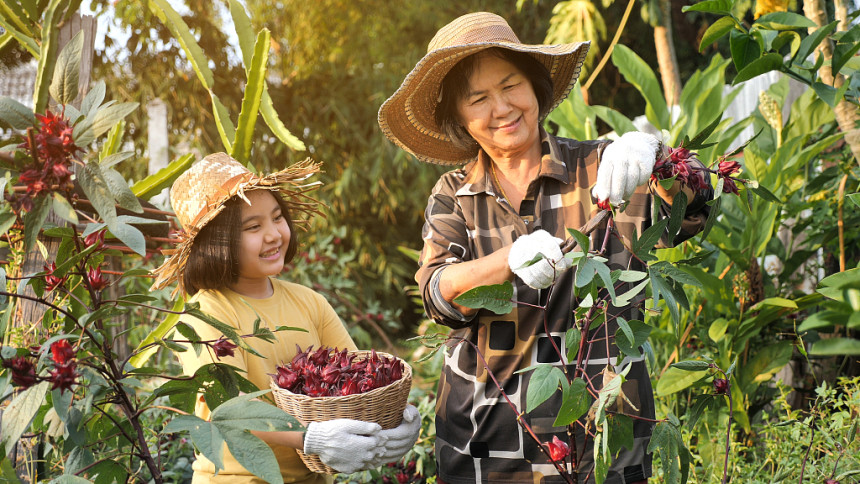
[379,12,711,484]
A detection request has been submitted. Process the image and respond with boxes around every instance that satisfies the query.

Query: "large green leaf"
[131,153,195,199]
[591,106,636,135]
[614,319,652,357]
[220,428,282,484]
[78,161,117,223]
[794,21,838,65]
[147,0,215,89]
[809,338,860,356]
[611,45,670,129]
[163,415,226,471]
[80,80,106,118]
[22,194,51,253]
[230,28,271,163]
[729,30,761,74]
[554,378,590,426]
[754,12,817,30]
[656,366,708,396]
[33,0,64,113]
[739,341,791,389]
[646,421,690,483]
[454,281,514,315]
[734,53,784,84]
[0,381,50,458]
[90,102,138,138]
[525,364,565,413]
[211,391,303,432]
[102,167,143,213]
[632,218,669,256]
[49,30,83,106]
[700,16,737,52]
[0,96,36,129]
[681,0,733,15]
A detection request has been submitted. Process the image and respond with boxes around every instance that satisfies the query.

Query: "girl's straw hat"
[378,11,590,166]
[150,152,323,294]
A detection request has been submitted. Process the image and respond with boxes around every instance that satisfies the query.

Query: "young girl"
[150,153,419,483]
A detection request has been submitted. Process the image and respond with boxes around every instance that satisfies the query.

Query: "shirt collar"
[455,129,569,197]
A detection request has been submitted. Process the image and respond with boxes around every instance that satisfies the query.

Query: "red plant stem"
[449,336,575,484]
[722,371,733,484]
[26,127,39,163]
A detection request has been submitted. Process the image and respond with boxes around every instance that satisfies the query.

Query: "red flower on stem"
[713,378,729,395]
[44,263,67,292]
[51,339,76,365]
[721,177,739,195]
[83,229,107,250]
[48,361,78,394]
[717,160,741,177]
[87,267,109,291]
[211,337,238,359]
[546,435,570,462]
[3,356,38,389]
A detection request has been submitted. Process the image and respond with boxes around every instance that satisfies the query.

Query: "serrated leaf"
[91,102,138,138]
[0,97,36,129]
[525,365,565,413]
[49,30,83,105]
[553,378,590,426]
[454,281,514,315]
[231,29,270,163]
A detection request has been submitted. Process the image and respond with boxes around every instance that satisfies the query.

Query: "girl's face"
[232,190,291,296]
[456,53,540,158]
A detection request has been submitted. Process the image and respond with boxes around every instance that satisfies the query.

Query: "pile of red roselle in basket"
[273,346,404,397]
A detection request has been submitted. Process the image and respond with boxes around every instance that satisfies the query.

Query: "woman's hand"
[303,419,386,473]
[592,131,661,206]
[508,230,573,289]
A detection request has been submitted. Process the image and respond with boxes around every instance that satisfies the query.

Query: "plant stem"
[722,373,733,484]
[798,418,816,483]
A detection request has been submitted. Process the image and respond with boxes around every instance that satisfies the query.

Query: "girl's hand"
[369,405,422,467]
[303,419,386,473]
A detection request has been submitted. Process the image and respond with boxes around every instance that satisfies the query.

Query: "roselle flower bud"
[546,435,570,461]
[211,337,238,359]
[50,339,75,365]
[718,160,741,177]
[43,263,67,292]
[50,162,72,178]
[84,229,107,250]
[340,377,359,396]
[396,472,409,484]
[713,378,729,394]
[721,177,739,195]
[87,267,109,291]
[320,364,341,385]
[3,356,38,389]
[48,361,78,394]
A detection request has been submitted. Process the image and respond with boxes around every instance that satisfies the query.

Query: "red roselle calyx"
[546,435,570,462]
[48,361,78,394]
[83,229,107,250]
[273,346,404,397]
[651,146,709,192]
[211,338,238,359]
[3,356,38,389]
[13,110,81,209]
[50,339,76,365]
[87,267,109,291]
[713,378,729,395]
[43,263,67,292]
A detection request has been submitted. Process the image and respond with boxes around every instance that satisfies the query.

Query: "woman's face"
[234,190,292,289]
[456,53,541,157]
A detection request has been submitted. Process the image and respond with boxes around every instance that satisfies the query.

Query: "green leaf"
[615,319,652,356]
[565,327,582,361]
[99,119,125,159]
[0,211,15,239]
[0,96,36,129]
[163,415,225,471]
[210,93,235,152]
[454,281,514,315]
[591,105,637,135]
[553,378,591,426]
[656,366,708,396]
[185,305,264,358]
[91,102,138,138]
[0,15,39,57]
[700,16,738,52]
[809,338,860,356]
[211,391,303,432]
[647,421,688,483]
[750,183,782,203]
[1,381,50,458]
[606,414,634,456]
[613,279,649,308]
[633,218,669,256]
[49,476,93,484]
[102,167,143,213]
[730,30,762,74]
[106,219,145,256]
[131,153,195,199]
[812,81,850,107]
[749,297,797,312]
[99,151,134,169]
[220,428,282,484]
[708,318,729,342]
[231,28,271,163]
[51,192,78,224]
[78,161,117,222]
[23,195,51,253]
[754,12,818,30]
[147,0,215,89]
[734,53,784,84]
[49,30,83,106]
[525,364,565,413]
[667,191,688,241]
[80,80,106,118]
[611,45,670,129]
[681,0,733,15]
[699,196,722,241]
[847,193,860,209]
[794,21,838,64]
[33,0,64,113]
[739,341,792,387]
[671,360,712,371]
[566,228,591,254]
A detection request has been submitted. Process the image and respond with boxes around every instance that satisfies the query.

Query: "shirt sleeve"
[414,175,476,329]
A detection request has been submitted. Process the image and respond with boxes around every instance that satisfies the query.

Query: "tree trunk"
[654,0,682,106]
[804,0,860,167]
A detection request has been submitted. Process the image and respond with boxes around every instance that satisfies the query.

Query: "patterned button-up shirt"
[416,131,710,484]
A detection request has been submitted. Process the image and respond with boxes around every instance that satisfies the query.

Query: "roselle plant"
[417,136,776,484]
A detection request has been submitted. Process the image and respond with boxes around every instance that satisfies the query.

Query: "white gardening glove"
[508,230,573,290]
[303,419,386,473]
[368,405,422,467]
[591,131,661,206]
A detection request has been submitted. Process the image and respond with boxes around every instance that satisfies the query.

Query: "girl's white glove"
[368,404,422,467]
[591,131,661,206]
[508,230,573,290]
[304,419,386,473]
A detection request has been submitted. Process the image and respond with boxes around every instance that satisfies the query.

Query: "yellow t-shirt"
[175,278,357,484]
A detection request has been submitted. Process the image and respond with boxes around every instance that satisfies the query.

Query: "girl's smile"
[231,190,292,298]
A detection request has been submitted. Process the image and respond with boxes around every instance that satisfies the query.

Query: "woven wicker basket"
[269,351,412,474]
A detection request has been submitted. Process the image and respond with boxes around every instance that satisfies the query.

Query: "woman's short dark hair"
[435,47,554,150]
[182,190,298,295]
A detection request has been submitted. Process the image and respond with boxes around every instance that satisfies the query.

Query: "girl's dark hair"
[434,48,554,150]
[182,190,298,295]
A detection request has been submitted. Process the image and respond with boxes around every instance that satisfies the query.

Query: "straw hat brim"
[150,159,324,295]
[378,40,590,166]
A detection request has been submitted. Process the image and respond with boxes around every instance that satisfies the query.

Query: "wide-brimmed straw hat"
[150,152,323,294]
[378,11,590,166]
